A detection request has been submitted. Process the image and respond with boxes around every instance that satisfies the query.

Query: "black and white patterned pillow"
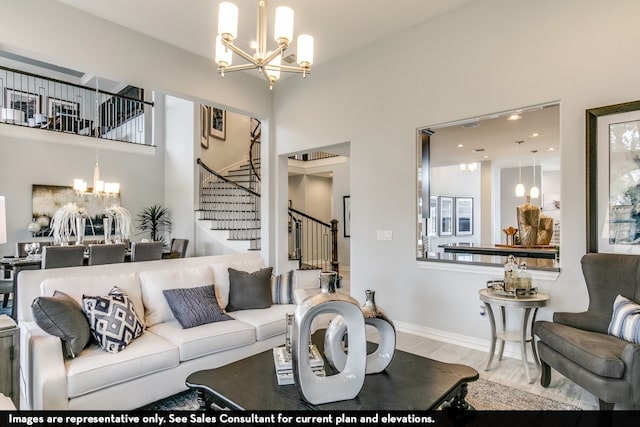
[82,287,144,354]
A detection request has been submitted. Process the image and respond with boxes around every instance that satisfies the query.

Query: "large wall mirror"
[417,102,560,271]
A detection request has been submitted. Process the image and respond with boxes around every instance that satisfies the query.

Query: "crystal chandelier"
[73,78,120,197]
[215,0,314,89]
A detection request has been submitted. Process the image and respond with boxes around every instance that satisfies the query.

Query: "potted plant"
[137,204,172,245]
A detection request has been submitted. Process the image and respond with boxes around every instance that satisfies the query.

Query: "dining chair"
[130,241,163,262]
[0,276,12,308]
[87,243,126,266]
[169,239,189,258]
[40,245,85,269]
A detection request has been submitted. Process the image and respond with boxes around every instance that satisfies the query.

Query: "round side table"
[478,288,549,384]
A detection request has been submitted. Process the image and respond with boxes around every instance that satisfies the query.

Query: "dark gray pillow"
[226,267,273,312]
[31,291,91,358]
[163,285,233,329]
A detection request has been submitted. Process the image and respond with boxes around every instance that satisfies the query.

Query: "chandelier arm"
[261,67,273,84]
[223,41,260,65]
[271,64,312,73]
[219,64,262,73]
[261,46,286,66]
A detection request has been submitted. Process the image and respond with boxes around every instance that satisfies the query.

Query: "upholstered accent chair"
[534,253,640,410]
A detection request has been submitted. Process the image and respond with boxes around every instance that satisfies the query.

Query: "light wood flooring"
[339,269,602,410]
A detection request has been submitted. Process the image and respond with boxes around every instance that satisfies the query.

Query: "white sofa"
[17,252,319,410]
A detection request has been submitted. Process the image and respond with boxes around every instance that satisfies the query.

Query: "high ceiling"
[56,0,478,68]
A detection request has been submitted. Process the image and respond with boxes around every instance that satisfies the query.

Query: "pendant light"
[515,141,525,197]
[530,150,540,199]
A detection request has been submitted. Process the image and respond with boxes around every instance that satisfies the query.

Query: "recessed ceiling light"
[507,114,522,121]
[457,144,464,148]
[531,132,540,137]
[547,147,555,151]
[483,155,489,159]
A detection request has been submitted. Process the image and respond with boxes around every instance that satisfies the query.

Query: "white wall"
[273,0,640,343]
[200,111,253,172]
[0,0,272,258]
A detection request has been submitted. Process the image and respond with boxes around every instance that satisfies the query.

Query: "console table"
[478,288,549,384]
[0,315,19,408]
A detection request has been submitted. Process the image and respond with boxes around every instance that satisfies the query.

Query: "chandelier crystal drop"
[215,0,314,89]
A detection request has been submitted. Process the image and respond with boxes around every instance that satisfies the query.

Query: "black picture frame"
[200,105,209,149]
[586,99,640,253]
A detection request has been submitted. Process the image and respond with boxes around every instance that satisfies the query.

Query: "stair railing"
[197,159,261,244]
[288,207,339,274]
[248,118,261,193]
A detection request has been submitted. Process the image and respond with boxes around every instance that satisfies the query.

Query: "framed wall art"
[586,100,640,254]
[427,195,438,236]
[200,105,209,148]
[455,197,473,236]
[439,196,454,236]
[5,88,41,120]
[210,107,226,140]
[48,98,79,118]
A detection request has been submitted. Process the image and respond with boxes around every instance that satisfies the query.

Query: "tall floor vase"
[325,289,396,374]
[292,273,366,405]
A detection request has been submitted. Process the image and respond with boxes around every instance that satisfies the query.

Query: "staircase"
[196,116,340,272]
[197,159,261,251]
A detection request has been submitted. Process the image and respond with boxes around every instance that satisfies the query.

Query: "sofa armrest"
[621,342,640,405]
[20,321,69,410]
[552,310,611,335]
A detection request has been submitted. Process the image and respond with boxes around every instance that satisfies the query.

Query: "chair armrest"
[622,343,640,405]
[552,310,611,334]
[20,322,69,410]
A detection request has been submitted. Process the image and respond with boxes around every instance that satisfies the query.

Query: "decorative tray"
[486,280,537,297]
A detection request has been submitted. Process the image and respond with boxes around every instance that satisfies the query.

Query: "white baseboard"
[394,320,528,361]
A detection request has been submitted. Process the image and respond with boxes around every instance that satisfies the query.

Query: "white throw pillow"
[139,266,215,327]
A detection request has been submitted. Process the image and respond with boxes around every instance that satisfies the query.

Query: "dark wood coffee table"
[186,330,478,411]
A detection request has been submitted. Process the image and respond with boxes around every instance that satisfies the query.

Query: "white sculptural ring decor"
[325,289,396,374]
[292,272,366,405]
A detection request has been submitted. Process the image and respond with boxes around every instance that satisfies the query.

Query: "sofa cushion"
[228,304,296,341]
[148,319,256,362]
[608,294,640,344]
[139,265,215,327]
[534,320,627,378]
[211,257,265,310]
[41,273,144,324]
[226,267,273,312]
[31,290,91,359]
[272,270,294,304]
[82,287,145,354]
[163,284,233,329]
[66,331,179,398]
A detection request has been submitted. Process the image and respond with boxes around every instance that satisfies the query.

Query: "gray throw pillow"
[31,290,91,359]
[163,285,233,329]
[226,267,273,312]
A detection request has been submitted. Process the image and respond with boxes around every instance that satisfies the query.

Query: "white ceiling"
[55,0,478,68]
